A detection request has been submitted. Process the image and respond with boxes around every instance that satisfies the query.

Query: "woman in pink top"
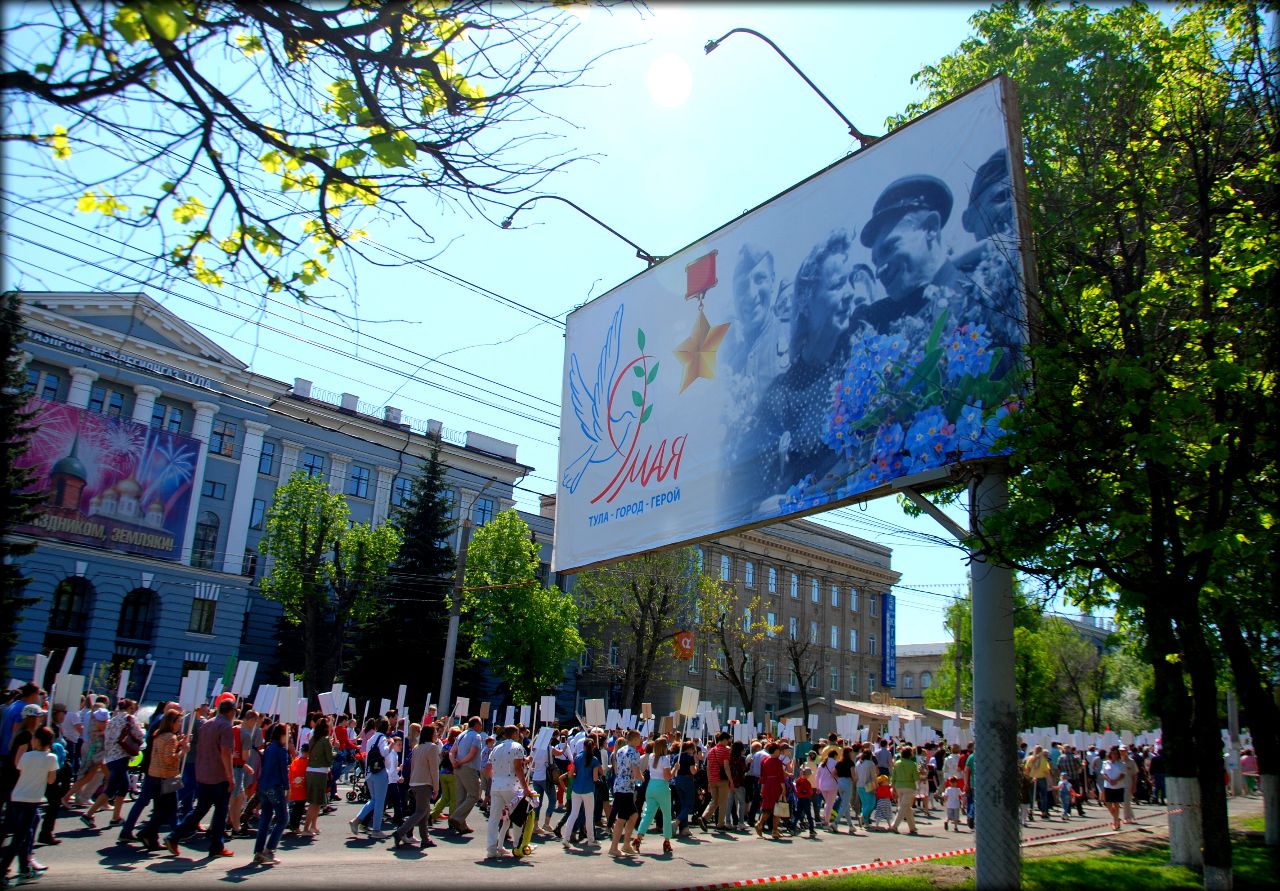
[816,745,841,830]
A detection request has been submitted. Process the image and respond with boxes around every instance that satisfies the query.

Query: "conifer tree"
[0,292,42,675]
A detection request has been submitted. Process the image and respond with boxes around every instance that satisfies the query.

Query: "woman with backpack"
[349,718,392,840]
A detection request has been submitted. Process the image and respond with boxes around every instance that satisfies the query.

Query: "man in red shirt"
[701,732,734,831]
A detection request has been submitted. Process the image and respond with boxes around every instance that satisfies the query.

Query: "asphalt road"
[11,794,1237,890]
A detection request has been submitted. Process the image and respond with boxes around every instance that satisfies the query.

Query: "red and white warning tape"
[665,808,1179,891]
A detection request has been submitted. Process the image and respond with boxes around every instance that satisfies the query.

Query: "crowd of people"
[2,679,1241,885]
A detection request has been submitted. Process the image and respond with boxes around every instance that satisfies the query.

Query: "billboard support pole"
[969,472,1021,890]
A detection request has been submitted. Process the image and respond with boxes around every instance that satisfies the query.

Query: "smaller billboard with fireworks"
[16,399,200,560]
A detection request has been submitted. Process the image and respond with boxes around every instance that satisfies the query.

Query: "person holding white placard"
[561,736,601,851]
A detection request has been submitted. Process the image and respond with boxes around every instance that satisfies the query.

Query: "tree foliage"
[0,1,613,302]
[259,470,401,696]
[575,547,704,714]
[346,441,455,708]
[696,583,780,714]
[463,508,582,704]
[899,1,1278,878]
[0,293,42,674]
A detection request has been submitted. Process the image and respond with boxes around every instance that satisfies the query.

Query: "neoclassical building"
[9,291,537,702]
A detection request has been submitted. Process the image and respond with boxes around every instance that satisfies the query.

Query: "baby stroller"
[344,752,368,803]
[505,794,538,857]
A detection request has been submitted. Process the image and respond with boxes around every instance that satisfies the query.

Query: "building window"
[688,644,699,673]
[849,629,858,652]
[442,488,457,519]
[830,625,839,649]
[192,511,219,569]
[868,672,877,692]
[768,567,777,594]
[745,562,755,587]
[920,672,933,690]
[472,496,495,526]
[579,648,590,669]
[808,620,818,644]
[870,594,878,617]
[188,598,216,635]
[849,672,858,695]
[766,611,777,637]
[48,577,93,633]
[391,476,413,508]
[258,440,276,475]
[151,402,184,433]
[788,669,799,689]
[695,547,704,571]
[181,659,207,676]
[831,584,839,607]
[788,617,798,641]
[346,465,370,499]
[609,642,620,668]
[25,368,62,402]
[808,667,820,690]
[789,573,798,599]
[720,554,731,582]
[200,480,226,499]
[810,578,820,603]
[116,588,156,642]
[208,420,236,457]
[831,667,840,691]
[850,587,859,612]
[742,608,751,633]
[903,673,915,691]
[242,550,258,578]
[249,498,266,530]
[88,384,126,417]
[301,451,326,479]
[765,660,775,684]
[869,634,877,656]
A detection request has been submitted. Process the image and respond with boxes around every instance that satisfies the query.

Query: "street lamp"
[501,195,663,266]
[704,27,877,149]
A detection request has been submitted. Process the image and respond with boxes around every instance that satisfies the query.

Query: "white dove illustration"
[562,305,638,494]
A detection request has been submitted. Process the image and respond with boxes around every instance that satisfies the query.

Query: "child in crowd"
[287,744,309,833]
[1058,773,1075,821]
[872,775,895,830]
[794,769,817,839]
[942,777,964,832]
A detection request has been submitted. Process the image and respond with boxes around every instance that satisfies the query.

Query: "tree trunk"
[1147,604,1202,867]
[1264,774,1280,847]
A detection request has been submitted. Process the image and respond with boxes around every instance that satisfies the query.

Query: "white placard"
[504,705,515,726]
[211,679,223,702]
[32,653,48,686]
[729,706,738,722]
[606,708,622,730]
[239,662,259,697]
[396,684,407,715]
[519,705,531,727]
[532,727,555,752]
[318,691,336,714]
[705,709,721,736]
[453,697,469,718]
[378,698,391,717]
[52,673,84,722]
[255,684,277,717]
[540,695,557,724]
[641,718,654,736]
[807,713,819,731]
[295,697,308,725]
[583,698,605,727]
[621,708,632,729]
[678,686,700,717]
[116,669,131,701]
[58,647,78,676]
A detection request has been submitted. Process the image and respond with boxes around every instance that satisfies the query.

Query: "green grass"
[780,837,1279,890]
[1233,814,1265,833]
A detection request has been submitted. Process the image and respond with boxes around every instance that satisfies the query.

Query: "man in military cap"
[856,174,971,335]
[961,149,1014,241]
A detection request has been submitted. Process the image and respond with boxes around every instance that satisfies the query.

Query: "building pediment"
[20,291,247,370]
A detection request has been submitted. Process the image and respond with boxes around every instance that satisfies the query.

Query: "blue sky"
[3,2,1030,644]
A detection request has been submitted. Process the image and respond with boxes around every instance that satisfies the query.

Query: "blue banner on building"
[881,592,897,688]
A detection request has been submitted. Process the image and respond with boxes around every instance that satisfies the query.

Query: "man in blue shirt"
[450,716,484,833]
[1,684,42,754]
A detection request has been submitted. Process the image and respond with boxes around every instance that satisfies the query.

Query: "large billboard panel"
[15,398,200,560]
[555,76,1028,571]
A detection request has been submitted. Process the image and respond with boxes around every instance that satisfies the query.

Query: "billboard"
[881,593,897,689]
[15,398,200,560]
[555,76,1028,571]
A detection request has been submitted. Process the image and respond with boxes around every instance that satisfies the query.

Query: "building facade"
[8,291,533,702]
[570,507,902,738]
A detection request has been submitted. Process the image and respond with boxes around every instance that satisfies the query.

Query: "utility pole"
[437,482,493,717]
[953,587,965,720]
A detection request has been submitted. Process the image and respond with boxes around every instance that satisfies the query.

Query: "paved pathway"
[14,794,1262,890]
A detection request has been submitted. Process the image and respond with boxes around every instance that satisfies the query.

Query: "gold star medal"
[675,249,730,393]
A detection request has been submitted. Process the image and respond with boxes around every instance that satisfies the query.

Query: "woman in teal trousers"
[634,737,675,854]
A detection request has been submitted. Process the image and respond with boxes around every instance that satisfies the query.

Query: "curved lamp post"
[501,195,662,266]
[704,27,877,149]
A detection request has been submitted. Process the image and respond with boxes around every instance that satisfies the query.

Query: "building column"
[221,420,270,574]
[329,455,348,497]
[66,367,99,409]
[372,465,396,526]
[278,441,301,483]
[180,401,220,566]
[130,384,162,425]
